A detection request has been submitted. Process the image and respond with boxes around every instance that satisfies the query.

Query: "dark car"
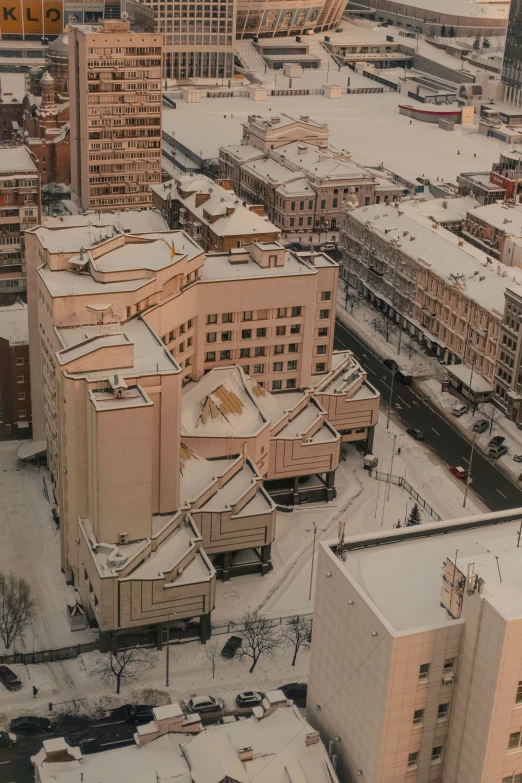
[280,683,308,707]
[9,717,52,735]
[472,419,489,434]
[0,730,16,748]
[489,435,505,447]
[0,665,22,691]
[395,370,412,385]
[285,242,303,251]
[407,428,425,441]
[221,635,242,658]
[124,704,154,724]
[236,691,264,707]
[383,358,398,372]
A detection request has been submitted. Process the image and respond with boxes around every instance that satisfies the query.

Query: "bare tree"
[281,616,312,667]
[93,634,153,694]
[344,284,360,315]
[479,402,504,436]
[238,612,281,674]
[203,639,219,679]
[374,312,398,343]
[0,573,35,649]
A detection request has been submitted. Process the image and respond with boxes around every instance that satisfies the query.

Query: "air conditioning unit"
[442,673,454,685]
[119,532,129,545]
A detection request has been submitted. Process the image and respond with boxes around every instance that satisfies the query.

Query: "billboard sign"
[1,0,64,36]
[490,171,515,199]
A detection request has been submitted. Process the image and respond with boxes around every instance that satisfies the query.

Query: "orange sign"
[0,0,64,35]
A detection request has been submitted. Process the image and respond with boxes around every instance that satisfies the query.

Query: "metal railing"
[372,471,441,521]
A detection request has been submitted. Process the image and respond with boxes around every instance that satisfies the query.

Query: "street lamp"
[307,523,327,601]
[463,433,476,508]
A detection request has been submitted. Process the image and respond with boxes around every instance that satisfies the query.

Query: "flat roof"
[34,210,168,252]
[466,203,522,235]
[201,249,316,282]
[0,300,28,345]
[381,0,508,18]
[447,363,494,392]
[0,146,37,174]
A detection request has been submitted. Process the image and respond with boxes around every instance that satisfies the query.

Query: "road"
[335,319,522,513]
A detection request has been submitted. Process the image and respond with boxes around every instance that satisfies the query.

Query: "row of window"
[407,746,442,770]
[412,703,448,726]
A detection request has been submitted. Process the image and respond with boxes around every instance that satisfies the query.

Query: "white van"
[452,403,468,417]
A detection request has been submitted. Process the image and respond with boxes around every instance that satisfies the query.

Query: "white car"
[320,242,336,252]
[186,695,224,713]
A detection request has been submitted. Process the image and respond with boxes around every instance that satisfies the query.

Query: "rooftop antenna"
[495,555,502,583]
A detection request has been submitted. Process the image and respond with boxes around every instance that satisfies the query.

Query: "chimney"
[300,115,310,122]
[305,731,321,747]
[271,116,280,124]
[238,747,254,761]
[297,144,307,155]
[226,206,235,216]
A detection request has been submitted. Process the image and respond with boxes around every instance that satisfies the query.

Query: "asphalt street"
[334,319,522,513]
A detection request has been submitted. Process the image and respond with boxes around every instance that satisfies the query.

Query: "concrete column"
[293,476,300,505]
[260,544,272,575]
[156,623,164,651]
[325,470,336,501]
[222,551,232,582]
[200,612,211,644]
[366,425,375,455]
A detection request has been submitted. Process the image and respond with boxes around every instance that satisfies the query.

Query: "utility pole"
[387,434,397,501]
[386,370,395,430]
[307,523,327,601]
[463,433,476,508]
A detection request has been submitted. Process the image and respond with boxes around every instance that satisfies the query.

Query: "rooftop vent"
[238,747,254,761]
[305,731,321,747]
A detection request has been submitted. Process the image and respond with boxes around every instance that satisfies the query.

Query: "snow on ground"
[0,442,98,656]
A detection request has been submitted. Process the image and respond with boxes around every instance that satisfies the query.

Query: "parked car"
[221,635,242,659]
[0,665,22,692]
[279,683,308,707]
[124,705,154,724]
[217,716,237,725]
[472,419,489,434]
[452,403,468,417]
[407,428,425,441]
[489,444,508,459]
[236,691,264,707]
[489,435,505,447]
[0,730,16,748]
[285,242,303,251]
[383,358,398,372]
[395,370,412,385]
[186,695,224,714]
[319,242,336,252]
[450,466,468,481]
[9,717,52,735]
[514,454,522,463]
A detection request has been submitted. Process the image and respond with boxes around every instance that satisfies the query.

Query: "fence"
[210,611,313,638]
[0,641,98,666]
[372,471,441,521]
[347,86,384,94]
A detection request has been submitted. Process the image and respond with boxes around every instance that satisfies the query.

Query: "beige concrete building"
[26,210,379,637]
[151,175,280,252]
[463,203,522,266]
[0,146,41,305]
[69,20,162,213]
[308,506,522,783]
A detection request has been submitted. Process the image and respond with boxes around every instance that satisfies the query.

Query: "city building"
[463,203,522,264]
[69,19,162,212]
[340,202,517,384]
[308,505,522,783]
[220,114,401,239]
[0,73,25,144]
[492,286,522,417]
[0,299,31,439]
[348,0,509,37]
[502,0,522,103]
[235,0,347,38]
[0,146,41,306]
[25,211,378,636]
[458,148,522,206]
[151,175,280,252]
[33,693,341,783]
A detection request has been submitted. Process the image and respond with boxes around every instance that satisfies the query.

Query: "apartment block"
[0,147,41,306]
[151,175,280,252]
[219,114,402,239]
[69,20,162,212]
[463,203,522,265]
[308,507,522,783]
[340,202,513,385]
[26,211,379,637]
[0,300,31,439]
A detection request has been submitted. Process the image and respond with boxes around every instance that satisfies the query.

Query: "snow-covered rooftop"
[446,363,493,392]
[0,299,28,345]
[0,145,37,174]
[383,0,508,18]
[465,203,522,236]
[402,196,480,225]
[34,210,168,252]
[200,247,322,283]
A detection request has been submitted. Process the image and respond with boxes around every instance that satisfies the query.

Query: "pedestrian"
[33,685,38,698]
[457,150,460,155]
[397,447,401,455]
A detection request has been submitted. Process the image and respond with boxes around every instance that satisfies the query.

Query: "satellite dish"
[121,11,129,20]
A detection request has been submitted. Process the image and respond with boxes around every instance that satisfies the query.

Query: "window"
[286,378,297,389]
[272,380,282,391]
[517,681,522,704]
[317,345,327,355]
[256,328,267,338]
[318,327,328,337]
[277,308,287,318]
[18,410,26,418]
[413,709,423,726]
[240,348,251,358]
[431,746,442,764]
[206,332,217,343]
[315,363,326,372]
[320,199,326,209]
[437,703,448,721]
[308,200,313,210]
[509,732,521,750]
[17,375,24,383]
[205,352,216,362]
[179,324,186,334]
[168,330,175,342]
[290,218,295,227]
[321,291,331,301]
[207,314,217,324]
[443,658,454,675]
[290,324,301,335]
[243,311,253,321]
[299,201,304,210]
[187,337,193,348]
[242,329,252,340]
[503,775,522,783]
[407,752,418,770]
[179,342,185,353]
[220,350,231,360]
[222,312,232,323]
[273,362,283,372]
[255,346,266,357]
[17,391,25,400]
[275,345,284,354]
[276,326,286,336]
[16,357,23,365]
[254,364,264,374]
[291,201,296,211]
[222,331,232,342]
[419,663,430,681]
[319,309,330,319]
[291,306,302,317]
[289,343,298,353]
[287,360,297,371]
[188,319,193,329]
